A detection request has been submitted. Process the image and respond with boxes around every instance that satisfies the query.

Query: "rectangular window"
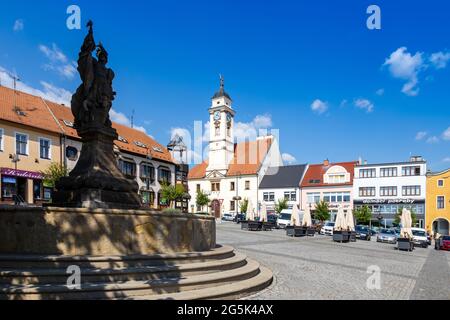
[402,185,421,196]
[33,180,42,200]
[290,192,297,202]
[39,138,51,160]
[360,169,376,178]
[245,181,250,190]
[230,201,236,211]
[307,193,321,204]
[380,186,397,197]
[359,187,376,197]
[15,133,28,155]
[284,192,290,201]
[230,182,235,191]
[158,167,172,184]
[211,182,220,192]
[43,187,52,200]
[2,177,16,198]
[118,159,136,178]
[380,167,397,177]
[343,193,351,202]
[263,192,269,202]
[140,164,155,181]
[0,128,3,151]
[437,196,445,209]
[269,192,275,202]
[438,180,444,187]
[196,184,201,193]
[402,166,421,176]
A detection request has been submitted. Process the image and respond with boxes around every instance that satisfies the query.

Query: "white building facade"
[353,156,427,228]
[188,79,283,217]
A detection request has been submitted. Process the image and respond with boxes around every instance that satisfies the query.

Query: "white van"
[277,209,304,229]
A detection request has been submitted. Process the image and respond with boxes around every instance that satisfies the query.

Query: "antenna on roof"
[9,70,20,108]
[130,109,135,129]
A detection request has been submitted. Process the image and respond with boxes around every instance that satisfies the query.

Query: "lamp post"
[182,193,191,213]
[10,154,20,170]
[377,213,384,231]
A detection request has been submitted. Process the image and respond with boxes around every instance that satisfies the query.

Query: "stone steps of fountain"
[0,247,273,300]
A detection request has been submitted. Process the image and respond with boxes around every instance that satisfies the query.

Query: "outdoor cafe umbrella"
[302,206,313,227]
[345,209,355,231]
[247,200,255,221]
[291,204,301,227]
[334,206,346,231]
[400,208,413,239]
[260,203,268,222]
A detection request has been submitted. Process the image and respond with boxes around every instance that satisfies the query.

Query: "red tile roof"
[188,137,273,179]
[0,86,174,163]
[0,86,62,134]
[301,161,358,188]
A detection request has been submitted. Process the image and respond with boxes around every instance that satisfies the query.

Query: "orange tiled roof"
[301,161,358,188]
[188,137,273,179]
[0,86,174,163]
[0,86,63,134]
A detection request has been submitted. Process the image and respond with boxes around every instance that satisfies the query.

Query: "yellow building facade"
[426,169,450,236]
[0,120,62,204]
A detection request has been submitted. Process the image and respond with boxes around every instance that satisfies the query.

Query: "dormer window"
[152,146,163,153]
[134,141,147,148]
[14,107,26,116]
[63,120,74,128]
[118,136,128,144]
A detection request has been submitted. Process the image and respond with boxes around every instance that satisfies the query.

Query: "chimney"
[323,159,330,166]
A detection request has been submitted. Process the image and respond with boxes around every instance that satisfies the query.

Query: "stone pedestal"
[53,125,141,209]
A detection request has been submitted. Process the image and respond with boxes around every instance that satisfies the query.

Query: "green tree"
[196,190,210,213]
[314,200,330,223]
[240,198,249,214]
[160,183,185,209]
[394,206,418,226]
[41,163,68,187]
[354,205,372,225]
[274,198,288,215]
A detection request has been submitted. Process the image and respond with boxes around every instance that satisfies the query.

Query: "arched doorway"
[432,218,450,236]
[211,199,221,219]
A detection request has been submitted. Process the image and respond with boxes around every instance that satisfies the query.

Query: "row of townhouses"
[0,86,188,210]
[188,83,449,236]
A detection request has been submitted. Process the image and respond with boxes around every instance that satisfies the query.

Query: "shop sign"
[0,168,43,180]
[354,198,424,205]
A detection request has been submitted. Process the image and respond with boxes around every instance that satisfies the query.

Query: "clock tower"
[206,76,235,176]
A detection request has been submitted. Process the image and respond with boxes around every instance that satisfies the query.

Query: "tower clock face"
[226,113,232,123]
[214,111,221,121]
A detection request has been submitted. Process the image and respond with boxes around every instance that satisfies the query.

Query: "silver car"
[376,228,397,244]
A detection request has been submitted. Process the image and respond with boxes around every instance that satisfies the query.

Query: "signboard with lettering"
[354,198,425,205]
[0,168,43,180]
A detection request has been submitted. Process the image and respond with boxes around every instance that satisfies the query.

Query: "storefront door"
[17,178,27,202]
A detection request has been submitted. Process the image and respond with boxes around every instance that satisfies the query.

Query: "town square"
[0,0,449,305]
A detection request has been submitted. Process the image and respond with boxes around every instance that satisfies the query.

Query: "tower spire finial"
[219,74,224,89]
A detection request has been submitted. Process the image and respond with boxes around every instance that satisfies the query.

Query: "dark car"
[355,225,372,241]
[234,213,246,224]
[435,235,450,251]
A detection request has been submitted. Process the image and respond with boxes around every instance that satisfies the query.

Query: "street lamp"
[233,196,242,216]
[182,193,191,213]
[10,154,20,170]
[377,214,384,230]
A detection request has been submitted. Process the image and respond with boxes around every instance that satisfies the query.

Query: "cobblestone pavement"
[216,222,450,300]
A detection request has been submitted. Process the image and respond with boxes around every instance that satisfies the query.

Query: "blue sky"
[0,0,449,170]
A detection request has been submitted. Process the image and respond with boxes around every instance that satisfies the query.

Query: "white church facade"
[188,79,283,218]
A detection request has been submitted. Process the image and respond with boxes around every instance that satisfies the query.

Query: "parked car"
[435,235,450,251]
[267,214,278,225]
[277,210,292,229]
[376,228,397,244]
[355,225,372,241]
[222,213,234,222]
[320,222,335,236]
[234,213,246,223]
[411,228,429,248]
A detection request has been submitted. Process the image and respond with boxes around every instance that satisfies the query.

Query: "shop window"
[39,138,51,160]
[15,133,28,155]
[43,187,53,200]
[33,180,42,200]
[1,177,16,198]
[66,146,78,161]
[141,191,155,206]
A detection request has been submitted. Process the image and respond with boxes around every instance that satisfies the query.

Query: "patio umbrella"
[260,203,268,222]
[247,200,254,221]
[345,209,355,231]
[291,204,301,226]
[334,206,345,231]
[302,206,313,227]
[400,208,413,239]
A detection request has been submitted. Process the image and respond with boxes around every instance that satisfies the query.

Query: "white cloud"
[339,99,348,107]
[354,98,374,113]
[311,99,328,114]
[430,51,450,69]
[39,44,76,79]
[415,131,428,141]
[442,127,450,141]
[234,114,273,142]
[13,19,24,32]
[282,153,297,165]
[384,47,424,96]
[376,88,385,96]
[0,65,71,105]
[426,136,439,144]
[110,109,146,133]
